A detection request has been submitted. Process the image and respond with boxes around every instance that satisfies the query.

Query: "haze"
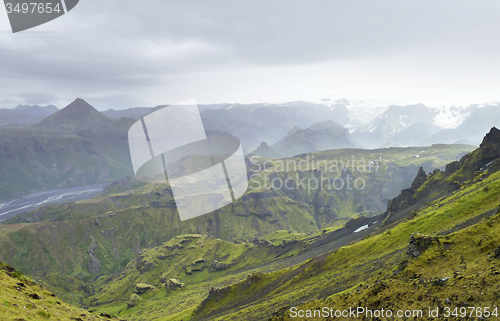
[1,1,500,109]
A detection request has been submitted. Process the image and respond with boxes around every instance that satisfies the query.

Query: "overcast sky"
[1,1,500,110]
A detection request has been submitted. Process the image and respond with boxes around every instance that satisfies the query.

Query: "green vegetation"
[0,99,135,201]
[0,141,478,319]
[0,261,113,320]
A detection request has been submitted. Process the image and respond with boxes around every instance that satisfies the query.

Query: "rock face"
[411,167,428,190]
[136,254,156,274]
[386,167,427,214]
[164,278,184,291]
[86,237,101,274]
[407,233,439,258]
[134,283,154,294]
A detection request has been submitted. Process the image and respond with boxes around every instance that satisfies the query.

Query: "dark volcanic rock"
[411,167,428,190]
[407,233,440,258]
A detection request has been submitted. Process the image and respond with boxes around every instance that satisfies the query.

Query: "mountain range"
[0,104,58,127]
[2,98,500,151]
[78,99,500,150]
[0,95,500,320]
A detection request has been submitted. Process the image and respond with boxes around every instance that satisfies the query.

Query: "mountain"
[0,98,134,200]
[251,120,356,157]
[351,104,442,148]
[317,98,388,131]
[36,98,113,132]
[0,104,59,127]
[251,141,279,158]
[200,101,351,153]
[421,103,500,146]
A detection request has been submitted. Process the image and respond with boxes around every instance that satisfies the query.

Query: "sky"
[1,1,500,110]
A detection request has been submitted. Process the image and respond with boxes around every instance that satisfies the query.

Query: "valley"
[0,98,498,321]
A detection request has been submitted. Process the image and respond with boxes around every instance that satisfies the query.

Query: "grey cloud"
[19,92,57,105]
[1,1,500,108]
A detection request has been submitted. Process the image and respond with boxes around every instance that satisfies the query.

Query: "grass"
[0,262,110,320]
[0,143,475,317]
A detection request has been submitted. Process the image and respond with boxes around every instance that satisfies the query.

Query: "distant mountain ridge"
[2,98,499,150]
[0,104,58,127]
[251,120,355,157]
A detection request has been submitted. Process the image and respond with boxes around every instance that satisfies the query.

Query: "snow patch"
[432,105,471,129]
[353,224,369,233]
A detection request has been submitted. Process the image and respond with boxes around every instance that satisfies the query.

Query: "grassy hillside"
[91,162,500,320]
[0,144,474,312]
[182,130,500,321]
[0,261,116,320]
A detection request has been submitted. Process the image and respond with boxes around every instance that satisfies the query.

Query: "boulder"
[165,278,184,291]
[127,293,141,308]
[134,283,154,294]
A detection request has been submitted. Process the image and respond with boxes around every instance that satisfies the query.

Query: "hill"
[0,261,115,320]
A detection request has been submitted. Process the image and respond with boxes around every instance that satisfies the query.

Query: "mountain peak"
[65,98,97,111]
[36,98,111,132]
[480,127,500,149]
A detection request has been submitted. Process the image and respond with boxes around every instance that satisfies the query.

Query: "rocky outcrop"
[411,167,428,190]
[210,261,231,271]
[104,176,131,192]
[164,278,184,291]
[386,167,427,215]
[134,283,154,294]
[407,233,440,258]
[127,293,141,308]
[136,254,156,274]
[250,141,281,158]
